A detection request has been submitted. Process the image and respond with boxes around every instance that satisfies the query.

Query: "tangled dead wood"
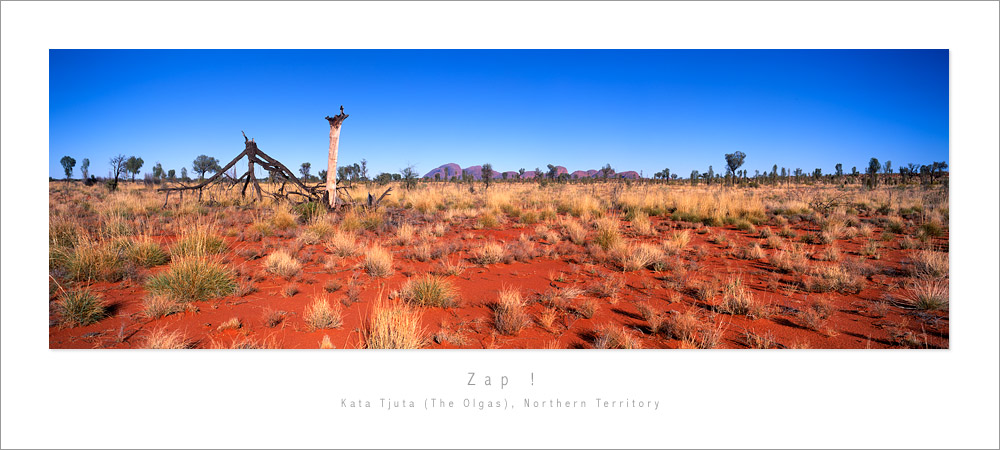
[157,132,391,209]
[157,132,325,206]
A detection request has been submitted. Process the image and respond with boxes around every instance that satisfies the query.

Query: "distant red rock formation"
[423,164,643,180]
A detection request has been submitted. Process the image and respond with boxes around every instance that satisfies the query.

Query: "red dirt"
[49,215,949,349]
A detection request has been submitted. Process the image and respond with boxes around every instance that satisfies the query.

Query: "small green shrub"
[56,289,107,326]
[146,257,236,302]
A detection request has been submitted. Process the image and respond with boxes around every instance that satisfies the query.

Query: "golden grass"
[142,294,183,319]
[55,237,128,282]
[896,279,949,311]
[493,286,530,335]
[910,250,949,279]
[327,231,359,257]
[474,242,505,265]
[717,276,764,317]
[662,230,691,255]
[144,328,193,349]
[363,297,427,349]
[304,295,344,330]
[263,249,302,279]
[124,235,170,267]
[362,244,394,277]
[216,317,242,331]
[592,324,642,349]
[55,289,107,326]
[804,264,864,294]
[394,222,416,245]
[171,225,226,258]
[270,202,297,230]
[397,275,459,308]
[613,242,665,271]
[146,257,236,302]
[561,219,587,245]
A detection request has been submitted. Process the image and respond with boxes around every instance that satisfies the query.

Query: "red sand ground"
[49,215,949,349]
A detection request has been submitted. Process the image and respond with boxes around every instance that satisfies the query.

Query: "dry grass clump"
[327,231,359,257]
[362,244,394,278]
[304,216,335,240]
[663,310,700,343]
[216,317,242,331]
[770,248,810,274]
[613,242,665,271]
[765,235,785,250]
[895,279,949,311]
[304,295,344,330]
[397,275,459,308]
[710,232,730,246]
[536,307,560,333]
[262,309,287,328]
[50,218,82,248]
[816,244,841,262]
[909,250,948,279]
[142,294,183,319]
[407,242,433,262]
[270,203,297,230]
[741,329,779,349]
[562,220,587,245]
[436,257,467,276]
[662,230,691,255]
[900,236,919,250]
[296,228,324,246]
[717,276,765,317]
[592,325,642,349]
[576,298,599,319]
[689,277,722,302]
[634,301,665,334]
[245,220,273,241]
[55,289,107,326]
[282,283,299,297]
[919,220,945,238]
[323,279,343,293]
[171,226,226,258]
[630,211,654,236]
[738,242,766,260]
[146,257,236,302]
[861,240,881,259]
[475,212,501,229]
[588,275,625,299]
[56,238,129,282]
[593,217,623,251]
[263,249,302,279]
[363,298,427,349]
[474,242,505,265]
[394,222,416,246]
[144,328,193,349]
[492,286,530,335]
[663,311,726,349]
[777,225,796,238]
[125,236,170,267]
[796,298,835,333]
[804,264,864,294]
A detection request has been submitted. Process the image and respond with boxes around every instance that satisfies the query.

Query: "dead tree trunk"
[325,106,349,208]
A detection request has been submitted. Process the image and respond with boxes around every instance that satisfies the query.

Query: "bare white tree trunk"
[325,106,349,208]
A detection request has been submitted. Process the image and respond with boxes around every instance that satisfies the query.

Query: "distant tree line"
[54,150,949,192]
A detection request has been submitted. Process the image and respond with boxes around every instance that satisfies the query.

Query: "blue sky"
[49,49,948,179]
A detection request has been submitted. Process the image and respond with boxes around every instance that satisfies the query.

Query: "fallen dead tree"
[157,132,324,206]
[157,120,392,210]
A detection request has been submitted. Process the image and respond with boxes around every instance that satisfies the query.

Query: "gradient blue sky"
[49,49,948,179]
